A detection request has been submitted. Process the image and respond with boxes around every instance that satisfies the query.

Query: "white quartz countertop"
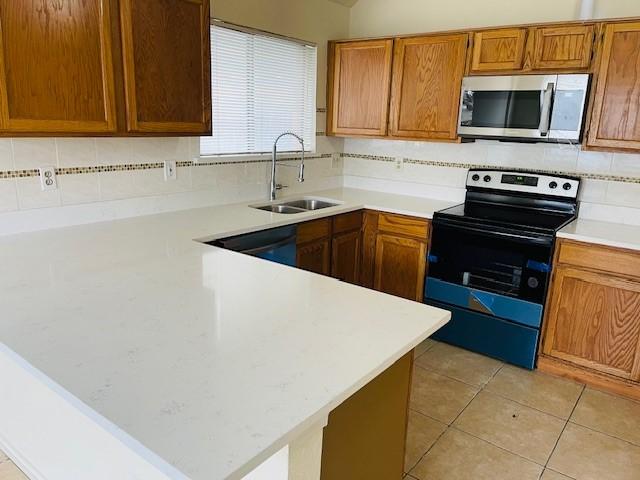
[558,218,640,252]
[0,188,452,479]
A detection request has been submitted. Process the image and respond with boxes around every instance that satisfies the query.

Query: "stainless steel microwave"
[457,74,590,142]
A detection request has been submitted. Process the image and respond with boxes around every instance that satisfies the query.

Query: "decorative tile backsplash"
[2,123,640,232]
[342,138,640,226]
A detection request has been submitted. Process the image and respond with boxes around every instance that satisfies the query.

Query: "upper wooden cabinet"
[327,39,393,137]
[0,0,117,134]
[389,34,467,140]
[0,0,211,136]
[470,28,528,73]
[119,0,211,134]
[469,25,596,74]
[531,25,595,70]
[587,22,640,151]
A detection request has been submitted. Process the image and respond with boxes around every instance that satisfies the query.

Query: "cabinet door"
[543,266,640,381]
[373,233,427,301]
[331,230,361,284]
[469,28,527,73]
[119,0,211,134]
[360,211,379,289]
[297,239,331,276]
[587,22,640,151]
[532,25,594,71]
[389,34,467,140]
[0,0,117,134]
[328,39,393,137]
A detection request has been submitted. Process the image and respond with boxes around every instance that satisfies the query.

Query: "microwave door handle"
[539,82,554,136]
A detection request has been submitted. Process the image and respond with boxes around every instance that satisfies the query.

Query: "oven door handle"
[434,221,553,246]
[539,82,555,136]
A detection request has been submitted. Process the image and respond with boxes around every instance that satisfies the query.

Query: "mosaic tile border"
[341,153,640,184]
[0,154,333,179]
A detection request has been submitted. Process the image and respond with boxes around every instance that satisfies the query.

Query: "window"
[200,23,317,156]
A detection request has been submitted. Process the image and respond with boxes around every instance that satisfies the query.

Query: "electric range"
[424,169,580,369]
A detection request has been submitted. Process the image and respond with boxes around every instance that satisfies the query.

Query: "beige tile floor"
[2,340,640,480]
[406,339,640,480]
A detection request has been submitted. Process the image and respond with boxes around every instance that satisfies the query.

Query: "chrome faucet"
[270,132,305,201]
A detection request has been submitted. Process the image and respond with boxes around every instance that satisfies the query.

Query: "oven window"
[461,90,542,129]
[428,224,551,304]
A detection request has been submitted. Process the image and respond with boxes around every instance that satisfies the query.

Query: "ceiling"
[328,0,359,7]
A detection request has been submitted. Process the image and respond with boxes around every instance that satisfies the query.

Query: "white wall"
[214,0,350,107]
[349,0,640,38]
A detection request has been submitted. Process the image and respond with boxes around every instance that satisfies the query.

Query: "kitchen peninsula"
[0,188,452,480]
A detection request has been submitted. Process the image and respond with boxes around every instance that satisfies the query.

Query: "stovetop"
[435,201,576,234]
[434,169,581,238]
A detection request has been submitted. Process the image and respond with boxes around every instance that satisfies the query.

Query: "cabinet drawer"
[297,218,332,244]
[333,211,362,234]
[557,240,640,280]
[377,213,429,239]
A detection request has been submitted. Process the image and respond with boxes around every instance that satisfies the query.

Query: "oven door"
[458,74,588,141]
[427,220,553,308]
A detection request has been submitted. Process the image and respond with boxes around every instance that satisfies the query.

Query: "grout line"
[543,384,585,472]
[566,420,640,449]
[414,358,502,390]
[543,467,578,480]
[448,425,546,466]
[408,361,498,474]
[480,387,579,422]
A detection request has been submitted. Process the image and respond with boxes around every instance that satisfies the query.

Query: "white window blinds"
[201,24,317,156]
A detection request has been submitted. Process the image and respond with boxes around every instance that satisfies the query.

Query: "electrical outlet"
[164,160,177,181]
[331,152,342,169]
[39,166,57,191]
[395,157,404,170]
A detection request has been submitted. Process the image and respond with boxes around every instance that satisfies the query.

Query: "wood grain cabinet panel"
[297,218,332,276]
[0,0,117,133]
[542,266,640,381]
[297,239,331,276]
[119,0,211,134]
[327,39,393,137]
[587,22,640,151]
[389,34,467,140]
[331,230,361,284]
[531,25,595,70]
[374,233,427,301]
[470,28,527,73]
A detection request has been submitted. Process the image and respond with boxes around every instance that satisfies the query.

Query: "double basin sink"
[251,197,341,214]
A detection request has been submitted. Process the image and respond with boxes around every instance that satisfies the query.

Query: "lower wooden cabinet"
[374,234,427,301]
[361,211,430,301]
[321,352,413,480]
[331,230,361,284]
[540,239,640,400]
[297,213,363,279]
[297,218,332,275]
[297,238,331,275]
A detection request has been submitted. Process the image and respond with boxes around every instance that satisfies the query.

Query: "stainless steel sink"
[250,197,341,214]
[254,204,307,214]
[279,199,339,210]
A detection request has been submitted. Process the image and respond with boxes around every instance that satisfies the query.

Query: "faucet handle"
[276,183,288,191]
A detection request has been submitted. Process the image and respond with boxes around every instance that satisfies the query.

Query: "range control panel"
[466,170,580,199]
